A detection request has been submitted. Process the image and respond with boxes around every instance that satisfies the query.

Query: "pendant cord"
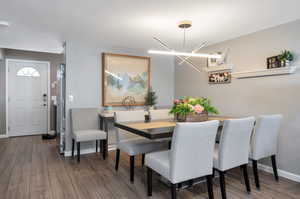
[183,27,186,51]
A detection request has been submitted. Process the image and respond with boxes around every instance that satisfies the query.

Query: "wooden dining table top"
[114,116,233,140]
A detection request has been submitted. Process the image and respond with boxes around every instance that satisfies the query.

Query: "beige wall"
[175,19,300,175]
[1,49,63,132]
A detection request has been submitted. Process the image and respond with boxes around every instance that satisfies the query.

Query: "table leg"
[104,118,109,157]
[100,116,104,130]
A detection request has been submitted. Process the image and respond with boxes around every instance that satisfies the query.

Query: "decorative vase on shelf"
[280,60,290,67]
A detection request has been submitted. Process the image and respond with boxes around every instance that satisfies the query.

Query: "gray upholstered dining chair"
[249,114,282,189]
[70,108,107,162]
[114,110,168,183]
[213,117,255,199]
[150,109,173,120]
[146,121,219,199]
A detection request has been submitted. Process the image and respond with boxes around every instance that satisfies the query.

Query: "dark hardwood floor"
[0,136,299,199]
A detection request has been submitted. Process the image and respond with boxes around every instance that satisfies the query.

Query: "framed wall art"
[207,50,233,72]
[102,53,150,106]
[267,55,280,69]
[208,71,231,84]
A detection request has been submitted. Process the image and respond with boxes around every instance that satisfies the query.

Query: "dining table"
[114,116,233,140]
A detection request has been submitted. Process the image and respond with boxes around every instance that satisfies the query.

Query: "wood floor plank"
[0,135,299,199]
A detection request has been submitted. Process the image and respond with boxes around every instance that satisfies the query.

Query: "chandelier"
[148,20,221,72]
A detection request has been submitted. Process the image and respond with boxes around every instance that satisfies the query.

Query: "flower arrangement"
[170,97,219,122]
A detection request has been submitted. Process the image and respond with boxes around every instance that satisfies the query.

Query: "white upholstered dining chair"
[250,114,282,189]
[213,117,255,199]
[114,110,168,183]
[150,109,173,120]
[146,121,219,199]
[70,108,107,162]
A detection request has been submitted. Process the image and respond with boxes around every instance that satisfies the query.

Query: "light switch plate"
[68,95,74,102]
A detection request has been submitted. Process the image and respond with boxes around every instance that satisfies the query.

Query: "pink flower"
[174,99,180,104]
[193,104,204,113]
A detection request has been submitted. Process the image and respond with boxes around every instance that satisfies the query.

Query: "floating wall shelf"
[232,66,299,79]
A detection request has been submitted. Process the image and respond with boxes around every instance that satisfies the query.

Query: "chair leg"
[96,140,98,153]
[206,175,214,199]
[72,139,75,157]
[147,167,153,196]
[178,183,182,189]
[168,140,172,149]
[105,138,108,157]
[115,149,120,171]
[130,156,135,183]
[212,169,215,178]
[252,160,260,189]
[142,154,145,167]
[102,140,106,160]
[77,142,80,162]
[171,183,177,199]
[241,164,251,193]
[219,170,226,199]
[100,140,103,153]
[271,155,279,181]
[188,179,194,187]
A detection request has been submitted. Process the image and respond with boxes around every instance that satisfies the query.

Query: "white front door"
[7,59,49,136]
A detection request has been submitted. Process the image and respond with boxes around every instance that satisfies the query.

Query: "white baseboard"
[257,163,300,183]
[0,134,8,139]
[64,145,116,157]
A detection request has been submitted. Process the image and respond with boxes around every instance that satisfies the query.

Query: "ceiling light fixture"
[0,21,10,27]
[148,50,221,59]
[148,20,220,72]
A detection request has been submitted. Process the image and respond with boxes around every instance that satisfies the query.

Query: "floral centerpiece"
[170,97,219,122]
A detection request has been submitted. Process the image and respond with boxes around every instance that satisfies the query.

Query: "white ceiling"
[1,0,300,53]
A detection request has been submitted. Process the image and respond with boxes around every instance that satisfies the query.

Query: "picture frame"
[208,71,231,84]
[207,51,233,72]
[102,53,150,106]
[267,55,280,69]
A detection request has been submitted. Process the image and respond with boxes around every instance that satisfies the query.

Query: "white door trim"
[5,58,51,137]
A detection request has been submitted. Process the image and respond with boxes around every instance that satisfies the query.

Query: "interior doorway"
[6,59,50,136]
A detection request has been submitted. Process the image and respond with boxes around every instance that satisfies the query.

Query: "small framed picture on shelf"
[267,56,280,69]
[208,71,231,84]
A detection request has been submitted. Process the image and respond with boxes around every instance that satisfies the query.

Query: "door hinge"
[8,97,10,102]
[8,126,10,131]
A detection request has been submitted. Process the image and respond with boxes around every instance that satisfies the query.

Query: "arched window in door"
[16,67,40,77]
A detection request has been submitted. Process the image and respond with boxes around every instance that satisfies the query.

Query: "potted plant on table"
[170,97,219,122]
[278,50,293,67]
[144,87,158,111]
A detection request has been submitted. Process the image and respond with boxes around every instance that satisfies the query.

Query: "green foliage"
[170,96,219,116]
[278,50,293,62]
[169,103,193,116]
[145,87,157,106]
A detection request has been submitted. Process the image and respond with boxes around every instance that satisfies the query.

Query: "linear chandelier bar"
[148,50,221,59]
